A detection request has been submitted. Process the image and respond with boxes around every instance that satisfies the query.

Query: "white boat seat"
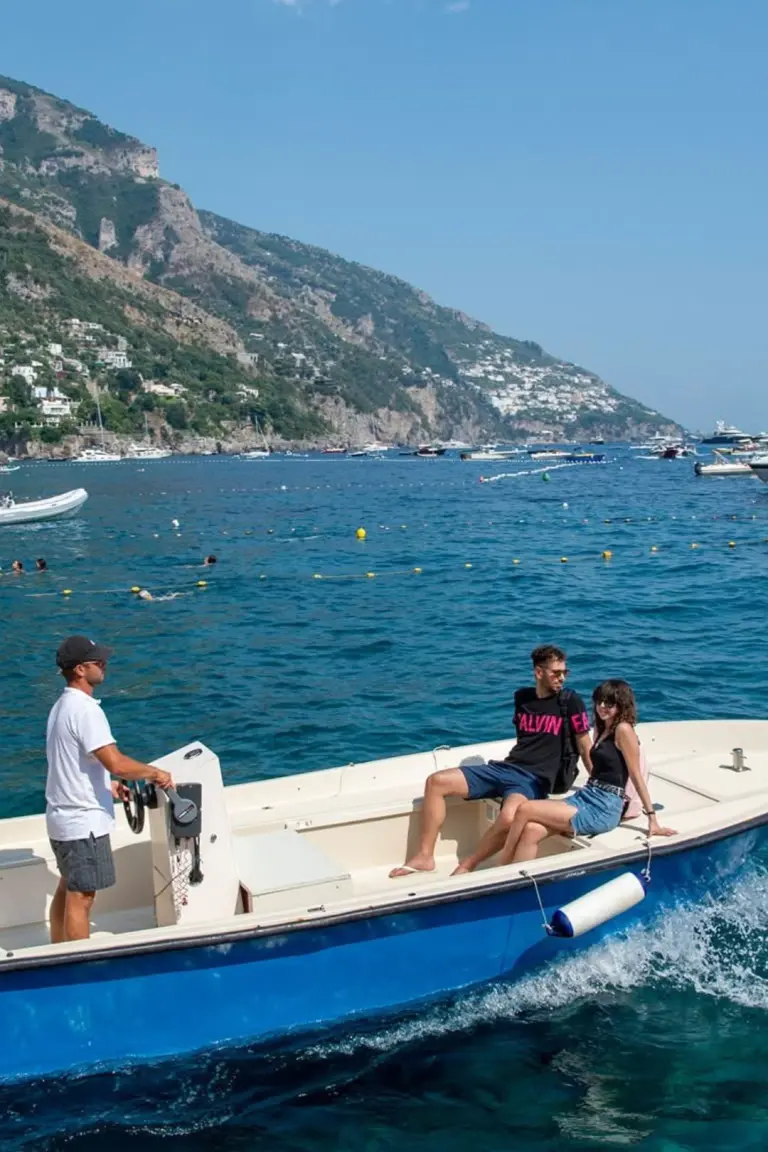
[234,829,353,913]
[0,849,48,871]
[0,849,53,932]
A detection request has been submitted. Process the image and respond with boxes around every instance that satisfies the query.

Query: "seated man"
[389,644,591,878]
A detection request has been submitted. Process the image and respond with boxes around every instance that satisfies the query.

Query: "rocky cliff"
[0,72,679,442]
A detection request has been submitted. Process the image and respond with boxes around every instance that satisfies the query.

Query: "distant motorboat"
[73,448,122,463]
[0,488,88,526]
[460,449,521,461]
[348,441,392,457]
[240,448,271,460]
[413,445,447,457]
[694,453,755,477]
[748,455,768,484]
[123,443,172,460]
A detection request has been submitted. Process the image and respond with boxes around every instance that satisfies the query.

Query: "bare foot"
[451,860,476,876]
[389,854,435,879]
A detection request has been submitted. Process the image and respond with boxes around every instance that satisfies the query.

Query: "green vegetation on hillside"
[57,170,159,256]
[0,205,324,442]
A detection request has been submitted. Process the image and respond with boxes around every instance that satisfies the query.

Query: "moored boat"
[700,421,754,450]
[73,447,121,463]
[460,449,521,461]
[0,488,88,526]
[694,453,755,477]
[748,455,768,483]
[0,720,766,1084]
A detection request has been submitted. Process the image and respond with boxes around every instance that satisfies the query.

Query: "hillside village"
[0,318,201,448]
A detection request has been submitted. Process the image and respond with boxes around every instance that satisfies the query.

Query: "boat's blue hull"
[0,824,762,1083]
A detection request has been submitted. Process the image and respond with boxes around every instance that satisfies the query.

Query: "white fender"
[550,872,646,938]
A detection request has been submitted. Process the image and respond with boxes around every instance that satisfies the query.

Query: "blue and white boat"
[0,720,766,1084]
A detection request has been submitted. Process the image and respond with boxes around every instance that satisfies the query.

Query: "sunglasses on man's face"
[545,667,568,678]
[85,660,106,669]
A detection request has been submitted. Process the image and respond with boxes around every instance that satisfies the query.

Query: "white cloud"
[444,0,470,11]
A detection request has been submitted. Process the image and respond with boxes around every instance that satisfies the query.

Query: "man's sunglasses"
[546,667,568,678]
[85,659,107,669]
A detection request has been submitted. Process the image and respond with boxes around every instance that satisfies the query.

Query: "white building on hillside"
[32,386,75,424]
[97,348,133,370]
[144,380,185,398]
[12,365,38,384]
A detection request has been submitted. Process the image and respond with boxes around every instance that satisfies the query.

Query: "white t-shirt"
[45,687,116,840]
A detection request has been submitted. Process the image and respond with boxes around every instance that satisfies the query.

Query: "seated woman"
[496,680,675,865]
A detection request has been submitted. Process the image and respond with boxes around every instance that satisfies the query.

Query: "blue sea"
[3,449,768,1149]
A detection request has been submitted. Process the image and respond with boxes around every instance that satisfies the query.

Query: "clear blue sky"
[3,0,767,430]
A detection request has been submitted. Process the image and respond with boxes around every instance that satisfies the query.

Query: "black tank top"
[590,732,628,789]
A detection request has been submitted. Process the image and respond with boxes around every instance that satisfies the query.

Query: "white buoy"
[550,872,646,938]
[171,518,180,529]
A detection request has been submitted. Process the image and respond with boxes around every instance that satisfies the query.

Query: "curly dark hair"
[592,679,637,736]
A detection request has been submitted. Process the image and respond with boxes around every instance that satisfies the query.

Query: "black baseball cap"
[56,635,113,670]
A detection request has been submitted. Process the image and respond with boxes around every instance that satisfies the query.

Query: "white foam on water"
[303,867,768,1060]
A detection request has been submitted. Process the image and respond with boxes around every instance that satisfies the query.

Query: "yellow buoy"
[62,589,72,596]
[313,573,323,579]
[356,527,367,540]
[366,571,376,578]
[728,541,736,548]
[691,542,699,549]
[512,559,520,565]
[560,557,568,563]
[464,563,473,569]
[650,546,658,553]
[259,574,267,580]
[130,585,141,593]
[412,567,422,574]
[197,579,208,587]
[602,550,613,560]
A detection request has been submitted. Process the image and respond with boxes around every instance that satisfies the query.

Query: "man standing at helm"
[46,635,173,944]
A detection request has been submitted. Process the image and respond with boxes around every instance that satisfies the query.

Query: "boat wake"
[5,866,768,1148]
[304,862,768,1059]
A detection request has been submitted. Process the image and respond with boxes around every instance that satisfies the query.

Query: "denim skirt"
[568,781,625,836]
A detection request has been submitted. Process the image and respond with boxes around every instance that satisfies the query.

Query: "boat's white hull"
[0,488,88,525]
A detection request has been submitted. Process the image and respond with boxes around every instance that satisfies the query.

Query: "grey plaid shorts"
[50,833,116,893]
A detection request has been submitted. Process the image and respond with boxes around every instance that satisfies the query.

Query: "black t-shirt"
[504,687,590,787]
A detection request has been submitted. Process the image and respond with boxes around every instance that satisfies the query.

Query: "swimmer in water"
[11,559,23,574]
[203,554,217,566]
[36,558,48,571]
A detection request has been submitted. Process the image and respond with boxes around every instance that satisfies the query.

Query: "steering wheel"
[122,781,146,835]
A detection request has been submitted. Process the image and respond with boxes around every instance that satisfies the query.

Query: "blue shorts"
[568,782,625,836]
[460,760,548,802]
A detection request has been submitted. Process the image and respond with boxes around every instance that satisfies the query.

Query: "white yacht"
[700,421,754,450]
[124,443,172,460]
[74,447,122,463]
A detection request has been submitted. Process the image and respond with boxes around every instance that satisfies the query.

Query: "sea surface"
[2,449,768,1150]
